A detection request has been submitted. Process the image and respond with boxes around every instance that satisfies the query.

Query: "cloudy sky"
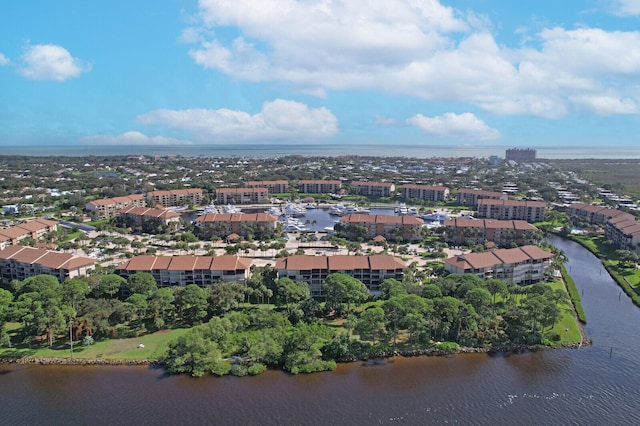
[1,0,639,151]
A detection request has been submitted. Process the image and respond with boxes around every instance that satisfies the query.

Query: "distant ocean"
[0,144,638,159]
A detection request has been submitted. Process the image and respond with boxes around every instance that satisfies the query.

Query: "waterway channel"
[1,236,639,425]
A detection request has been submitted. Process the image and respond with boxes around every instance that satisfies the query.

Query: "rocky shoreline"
[0,342,586,367]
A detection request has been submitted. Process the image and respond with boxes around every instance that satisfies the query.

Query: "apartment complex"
[444,245,553,285]
[0,218,58,249]
[245,180,289,194]
[505,148,536,161]
[85,194,146,219]
[564,202,640,252]
[443,218,540,247]
[566,203,630,226]
[194,213,279,239]
[350,181,395,197]
[147,189,203,207]
[400,184,449,202]
[216,187,269,204]
[455,189,506,207]
[297,180,341,194]
[338,214,424,242]
[116,255,252,287]
[275,254,405,296]
[476,199,546,223]
[117,206,181,231]
[605,213,640,252]
[0,245,95,285]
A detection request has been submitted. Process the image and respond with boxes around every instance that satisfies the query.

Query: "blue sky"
[1,0,639,150]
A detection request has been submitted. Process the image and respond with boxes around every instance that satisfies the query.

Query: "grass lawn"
[0,325,189,361]
[545,280,582,344]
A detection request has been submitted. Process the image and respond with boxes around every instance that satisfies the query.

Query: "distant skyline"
[1,1,639,151]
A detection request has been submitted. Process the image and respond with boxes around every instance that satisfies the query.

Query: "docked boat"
[222,204,241,214]
[267,206,283,216]
[198,203,219,215]
[284,203,306,217]
[343,205,370,215]
[328,204,347,215]
[396,203,409,215]
[280,216,307,232]
[421,212,450,224]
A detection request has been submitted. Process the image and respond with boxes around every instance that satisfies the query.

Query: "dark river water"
[2,236,640,425]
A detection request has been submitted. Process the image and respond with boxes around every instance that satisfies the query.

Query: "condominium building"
[455,188,507,207]
[216,187,269,204]
[194,213,279,239]
[605,213,640,252]
[275,254,405,296]
[444,245,553,285]
[245,180,289,194]
[147,189,203,207]
[566,203,629,226]
[85,194,146,219]
[116,255,253,287]
[350,181,395,197]
[400,184,449,202]
[117,206,181,231]
[0,218,58,249]
[297,180,341,194]
[0,245,95,285]
[476,199,547,223]
[505,148,536,161]
[338,214,424,242]
[443,218,540,247]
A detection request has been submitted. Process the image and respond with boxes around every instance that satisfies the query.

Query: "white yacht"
[281,216,307,232]
[284,203,306,217]
[396,203,409,215]
[328,204,346,215]
[222,204,241,214]
[343,205,370,215]
[199,203,219,215]
[267,206,283,216]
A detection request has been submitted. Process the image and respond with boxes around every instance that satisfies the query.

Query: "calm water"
[1,144,639,159]
[1,236,640,425]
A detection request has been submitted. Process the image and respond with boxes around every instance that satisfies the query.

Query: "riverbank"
[0,339,587,369]
[560,233,640,307]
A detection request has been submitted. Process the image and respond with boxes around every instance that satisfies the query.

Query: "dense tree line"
[0,265,572,377]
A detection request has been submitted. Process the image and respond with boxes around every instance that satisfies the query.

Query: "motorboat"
[198,203,219,215]
[284,203,306,217]
[267,206,283,216]
[396,203,409,215]
[343,205,369,215]
[281,216,307,232]
[222,204,241,214]
[328,204,346,215]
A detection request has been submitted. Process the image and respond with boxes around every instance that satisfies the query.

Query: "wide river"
[1,236,639,425]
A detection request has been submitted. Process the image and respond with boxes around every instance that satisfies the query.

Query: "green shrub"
[435,341,460,351]
[247,363,267,376]
[560,264,587,324]
[230,363,248,377]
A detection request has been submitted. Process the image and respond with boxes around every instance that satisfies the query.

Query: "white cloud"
[19,44,91,81]
[610,0,640,16]
[375,115,396,126]
[407,112,500,141]
[0,53,9,66]
[136,99,338,142]
[187,0,640,118]
[82,131,191,145]
[570,94,638,115]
